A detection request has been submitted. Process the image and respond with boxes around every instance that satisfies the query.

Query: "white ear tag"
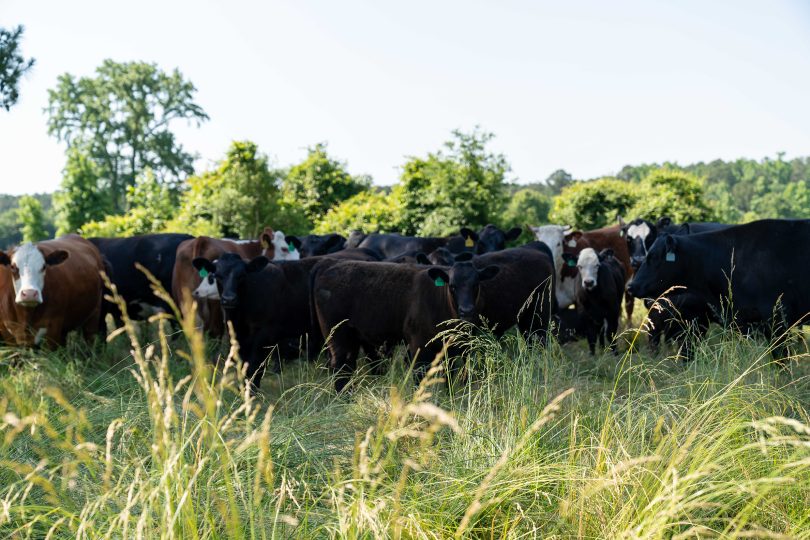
[567,239,577,247]
[665,252,676,262]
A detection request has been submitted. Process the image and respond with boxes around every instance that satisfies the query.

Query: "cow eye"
[10,264,18,274]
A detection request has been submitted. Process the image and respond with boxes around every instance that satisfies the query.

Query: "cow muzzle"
[583,279,596,291]
[220,294,238,308]
[16,289,42,307]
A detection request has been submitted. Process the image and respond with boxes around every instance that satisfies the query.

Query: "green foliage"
[17,196,48,242]
[171,141,308,238]
[282,143,371,227]
[398,128,509,236]
[81,170,176,237]
[0,194,55,248]
[54,145,115,235]
[550,177,638,229]
[0,25,35,110]
[501,188,551,229]
[46,59,208,213]
[627,168,715,223]
[314,189,401,235]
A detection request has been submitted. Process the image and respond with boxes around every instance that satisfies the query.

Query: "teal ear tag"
[434,277,446,287]
[665,252,676,262]
[566,259,576,267]
[199,268,209,278]
[288,242,296,251]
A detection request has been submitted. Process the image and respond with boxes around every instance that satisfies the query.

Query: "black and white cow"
[619,217,727,270]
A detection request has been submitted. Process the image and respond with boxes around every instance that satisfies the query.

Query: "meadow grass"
[0,295,808,539]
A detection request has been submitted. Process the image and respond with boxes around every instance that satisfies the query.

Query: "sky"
[1,0,810,196]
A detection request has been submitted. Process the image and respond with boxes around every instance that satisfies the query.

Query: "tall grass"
[0,288,808,538]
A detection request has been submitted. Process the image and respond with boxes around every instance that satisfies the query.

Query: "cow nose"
[220,294,238,307]
[458,306,476,319]
[627,281,637,296]
[18,289,41,305]
[583,279,595,289]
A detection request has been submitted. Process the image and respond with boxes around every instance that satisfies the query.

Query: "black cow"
[475,224,522,254]
[627,219,810,358]
[644,292,716,360]
[619,217,728,270]
[386,251,432,264]
[192,249,380,389]
[353,230,468,259]
[311,260,499,391]
[89,233,193,320]
[293,234,346,257]
[563,248,626,354]
[463,242,557,340]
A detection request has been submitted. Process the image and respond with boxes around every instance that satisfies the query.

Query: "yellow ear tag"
[261,238,269,249]
[464,236,474,248]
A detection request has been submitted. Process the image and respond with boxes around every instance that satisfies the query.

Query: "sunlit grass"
[0,292,808,539]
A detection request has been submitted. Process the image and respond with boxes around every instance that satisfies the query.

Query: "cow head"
[267,230,300,261]
[627,234,682,299]
[0,243,69,307]
[575,248,600,291]
[298,234,345,257]
[428,247,457,266]
[529,224,572,272]
[621,218,657,269]
[427,261,499,322]
[192,253,269,309]
[475,224,522,254]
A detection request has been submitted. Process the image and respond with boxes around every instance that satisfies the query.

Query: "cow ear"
[45,250,69,266]
[566,231,582,247]
[657,217,672,228]
[505,227,522,241]
[260,231,273,250]
[478,265,500,281]
[427,267,449,285]
[454,252,473,262]
[562,253,578,267]
[415,252,431,265]
[246,256,270,273]
[192,257,215,274]
[285,235,302,250]
[0,251,9,266]
[324,234,345,251]
[617,216,626,227]
[664,235,677,253]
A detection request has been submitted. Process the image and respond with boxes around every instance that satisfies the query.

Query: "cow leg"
[607,312,620,354]
[328,327,360,392]
[82,307,102,343]
[624,290,634,322]
[585,323,597,355]
[363,342,386,376]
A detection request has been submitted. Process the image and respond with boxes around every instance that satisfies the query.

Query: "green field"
[0,299,808,539]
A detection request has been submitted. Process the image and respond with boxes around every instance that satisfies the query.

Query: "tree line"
[2,27,809,248]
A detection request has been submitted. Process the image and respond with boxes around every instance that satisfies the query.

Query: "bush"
[549,177,638,229]
[314,189,402,235]
[627,168,715,223]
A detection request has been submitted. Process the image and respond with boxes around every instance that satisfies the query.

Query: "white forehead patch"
[193,276,220,300]
[577,248,600,287]
[626,222,650,240]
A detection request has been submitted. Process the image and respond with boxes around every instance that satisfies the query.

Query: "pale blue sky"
[1,0,809,195]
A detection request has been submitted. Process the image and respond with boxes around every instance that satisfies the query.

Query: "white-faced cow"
[0,235,104,347]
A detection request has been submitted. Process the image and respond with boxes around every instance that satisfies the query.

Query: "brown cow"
[563,224,634,320]
[0,235,104,347]
[171,228,275,335]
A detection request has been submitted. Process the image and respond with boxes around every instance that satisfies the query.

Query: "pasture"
[0,292,808,539]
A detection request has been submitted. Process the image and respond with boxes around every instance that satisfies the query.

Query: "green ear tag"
[288,242,296,251]
[665,252,676,262]
[434,277,446,287]
[566,259,576,267]
[199,268,209,278]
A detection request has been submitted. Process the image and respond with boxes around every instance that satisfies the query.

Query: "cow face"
[529,225,572,271]
[191,260,220,300]
[627,234,682,299]
[475,224,522,254]
[622,218,657,269]
[271,231,300,261]
[428,247,456,266]
[0,243,69,307]
[193,253,269,309]
[428,262,499,322]
[576,248,600,291]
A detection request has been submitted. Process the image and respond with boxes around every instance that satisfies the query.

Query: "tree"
[170,141,308,238]
[0,25,35,110]
[81,170,176,237]
[501,189,551,230]
[542,169,573,195]
[314,190,401,236]
[549,178,638,229]
[282,143,370,226]
[397,128,509,236]
[627,169,715,223]
[17,196,48,242]
[47,60,208,212]
[54,145,114,235]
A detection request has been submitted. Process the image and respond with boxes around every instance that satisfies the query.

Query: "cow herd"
[0,217,808,391]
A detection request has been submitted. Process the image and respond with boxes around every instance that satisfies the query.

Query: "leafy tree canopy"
[47,60,208,213]
[0,25,35,110]
[549,178,638,230]
[17,196,48,242]
[314,189,401,236]
[627,169,715,223]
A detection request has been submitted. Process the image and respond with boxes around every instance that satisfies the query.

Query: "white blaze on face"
[626,222,651,252]
[272,231,300,261]
[10,243,47,305]
[193,274,220,300]
[531,224,574,307]
[577,248,600,290]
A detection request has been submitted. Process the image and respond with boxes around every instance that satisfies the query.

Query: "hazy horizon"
[2,0,810,196]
